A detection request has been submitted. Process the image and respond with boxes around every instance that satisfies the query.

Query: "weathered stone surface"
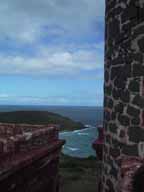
[122,144,138,156]
[111,111,116,120]
[112,88,120,100]
[130,52,143,63]
[120,157,144,192]
[106,0,116,13]
[128,126,144,142]
[114,77,126,89]
[142,110,144,127]
[104,1,144,192]
[104,165,109,175]
[108,18,120,41]
[0,123,64,192]
[109,123,117,133]
[115,102,124,114]
[119,130,125,138]
[112,138,123,149]
[127,105,140,117]
[123,62,132,77]
[121,6,138,23]
[131,117,140,125]
[133,25,144,40]
[110,147,120,158]
[122,22,132,35]
[120,89,130,103]
[105,70,109,82]
[129,0,139,7]
[133,64,144,77]
[109,165,118,180]
[104,145,108,154]
[138,36,144,52]
[118,114,130,126]
[128,79,140,92]
[106,179,115,192]
[139,6,144,19]
[111,66,122,80]
[111,56,124,66]
[132,95,144,108]
[105,122,108,131]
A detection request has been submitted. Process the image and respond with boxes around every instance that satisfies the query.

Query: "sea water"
[60,126,98,158]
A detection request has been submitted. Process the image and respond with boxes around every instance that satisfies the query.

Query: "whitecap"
[84,124,91,128]
[66,146,79,151]
[77,133,89,136]
[73,130,81,133]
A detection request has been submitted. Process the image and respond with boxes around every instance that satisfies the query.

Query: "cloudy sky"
[0,0,105,106]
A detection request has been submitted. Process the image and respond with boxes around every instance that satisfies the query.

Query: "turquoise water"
[60,126,98,158]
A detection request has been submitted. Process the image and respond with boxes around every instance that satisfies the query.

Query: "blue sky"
[0,0,105,106]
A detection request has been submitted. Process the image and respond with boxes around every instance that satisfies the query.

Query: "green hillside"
[0,111,84,131]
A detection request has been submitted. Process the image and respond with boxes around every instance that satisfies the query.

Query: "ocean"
[0,105,103,158]
[60,127,98,158]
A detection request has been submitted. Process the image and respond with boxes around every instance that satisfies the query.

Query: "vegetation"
[60,154,102,192]
[0,111,84,131]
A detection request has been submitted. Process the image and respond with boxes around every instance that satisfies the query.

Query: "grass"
[59,154,102,192]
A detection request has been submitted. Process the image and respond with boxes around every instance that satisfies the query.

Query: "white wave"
[73,127,93,134]
[84,124,91,128]
[77,133,89,136]
[60,132,71,136]
[73,130,81,133]
[66,146,79,151]
[60,126,96,134]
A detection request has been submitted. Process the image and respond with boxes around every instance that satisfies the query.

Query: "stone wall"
[104,0,144,191]
[0,123,59,154]
[0,123,65,192]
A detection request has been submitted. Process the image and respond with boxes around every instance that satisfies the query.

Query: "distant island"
[0,111,84,131]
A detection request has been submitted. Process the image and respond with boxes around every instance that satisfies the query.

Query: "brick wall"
[0,123,65,192]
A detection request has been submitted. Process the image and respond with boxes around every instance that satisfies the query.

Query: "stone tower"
[104,0,144,191]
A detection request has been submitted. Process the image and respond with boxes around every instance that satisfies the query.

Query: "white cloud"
[0,0,105,43]
[0,94,67,105]
[0,0,104,77]
[0,44,103,75]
